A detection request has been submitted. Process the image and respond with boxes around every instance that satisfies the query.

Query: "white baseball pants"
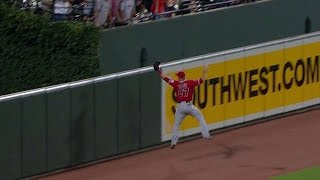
[171,101,210,146]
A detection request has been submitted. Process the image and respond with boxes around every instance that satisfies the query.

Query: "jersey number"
[178,88,189,97]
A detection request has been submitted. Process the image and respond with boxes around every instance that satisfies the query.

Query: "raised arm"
[201,64,208,80]
[153,61,175,86]
[154,61,168,81]
[158,69,170,82]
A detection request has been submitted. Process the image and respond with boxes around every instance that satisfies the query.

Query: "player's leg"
[189,105,212,139]
[171,106,186,149]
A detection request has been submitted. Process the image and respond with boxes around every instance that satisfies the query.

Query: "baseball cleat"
[170,143,176,149]
[204,135,213,140]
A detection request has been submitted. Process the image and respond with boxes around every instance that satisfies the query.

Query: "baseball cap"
[175,71,185,78]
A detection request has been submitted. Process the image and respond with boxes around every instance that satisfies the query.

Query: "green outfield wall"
[100,0,320,74]
[0,72,161,180]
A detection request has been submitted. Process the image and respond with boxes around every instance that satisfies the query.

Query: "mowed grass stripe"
[270,166,320,180]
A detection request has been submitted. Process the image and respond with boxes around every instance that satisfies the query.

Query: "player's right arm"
[158,69,175,86]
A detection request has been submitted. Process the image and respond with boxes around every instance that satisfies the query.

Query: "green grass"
[269,166,320,180]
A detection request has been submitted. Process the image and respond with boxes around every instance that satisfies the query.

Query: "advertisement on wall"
[161,36,320,141]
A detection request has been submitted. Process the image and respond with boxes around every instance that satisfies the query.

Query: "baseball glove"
[153,61,161,71]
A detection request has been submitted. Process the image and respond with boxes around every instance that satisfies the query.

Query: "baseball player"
[153,61,213,149]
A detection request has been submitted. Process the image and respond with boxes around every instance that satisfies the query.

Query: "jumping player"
[156,65,213,149]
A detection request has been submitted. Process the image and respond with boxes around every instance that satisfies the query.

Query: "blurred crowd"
[16,0,256,28]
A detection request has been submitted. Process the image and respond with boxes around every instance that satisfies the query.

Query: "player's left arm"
[194,64,208,86]
[201,64,208,81]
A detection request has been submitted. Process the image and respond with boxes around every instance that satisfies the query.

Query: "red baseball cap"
[175,71,185,78]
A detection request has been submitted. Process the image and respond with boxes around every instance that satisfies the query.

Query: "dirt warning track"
[38,108,320,180]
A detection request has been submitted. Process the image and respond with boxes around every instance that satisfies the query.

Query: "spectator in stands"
[165,0,178,17]
[136,0,146,13]
[109,0,122,27]
[176,0,191,15]
[136,0,148,15]
[150,0,165,19]
[69,0,85,21]
[53,0,71,21]
[134,0,153,23]
[40,0,53,12]
[83,0,96,22]
[120,0,136,24]
[17,0,257,26]
[188,0,196,13]
[135,0,152,13]
[93,0,111,28]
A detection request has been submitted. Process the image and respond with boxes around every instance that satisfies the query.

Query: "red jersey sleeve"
[163,77,177,87]
[190,78,204,87]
